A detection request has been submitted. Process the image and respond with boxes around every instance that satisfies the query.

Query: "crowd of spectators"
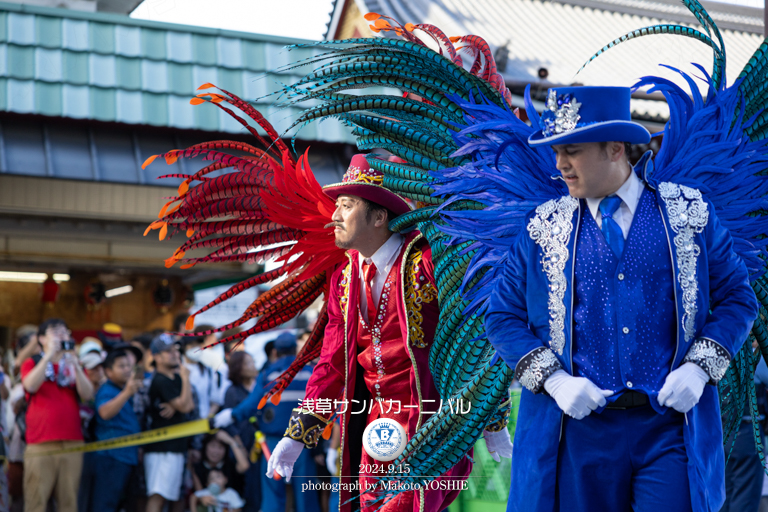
[0,315,332,512]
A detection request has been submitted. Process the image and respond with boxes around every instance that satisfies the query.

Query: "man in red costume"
[249,154,512,512]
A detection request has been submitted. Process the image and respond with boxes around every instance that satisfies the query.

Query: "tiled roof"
[0,1,355,143]
[354,0,765,120]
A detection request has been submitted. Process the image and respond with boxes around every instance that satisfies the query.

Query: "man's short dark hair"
[599,141,632,159]
[104,349,128,370]
[361,198,396,224]
[38,318,66,337]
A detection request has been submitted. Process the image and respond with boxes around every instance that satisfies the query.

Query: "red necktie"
[362,260,377,321]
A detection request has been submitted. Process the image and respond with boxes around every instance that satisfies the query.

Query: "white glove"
[657,362,708,413]
[266,438,304,482]
[483,429,513,462]
[544,370,613,420]
[326,447,338,475]
[212,408,233,428]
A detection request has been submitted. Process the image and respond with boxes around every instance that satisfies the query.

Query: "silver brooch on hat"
[541,91,582,137]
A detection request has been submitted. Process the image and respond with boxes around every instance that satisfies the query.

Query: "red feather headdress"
[143,84,345,410]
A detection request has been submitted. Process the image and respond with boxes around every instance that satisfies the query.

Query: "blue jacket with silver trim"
[485,165,759,512]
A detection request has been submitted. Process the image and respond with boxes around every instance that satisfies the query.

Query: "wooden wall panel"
[0,272,190,341]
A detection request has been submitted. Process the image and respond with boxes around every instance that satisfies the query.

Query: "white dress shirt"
[358,233,404,322]
[585,170,644,239]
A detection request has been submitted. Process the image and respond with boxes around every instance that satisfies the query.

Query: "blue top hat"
[528,86,651,146]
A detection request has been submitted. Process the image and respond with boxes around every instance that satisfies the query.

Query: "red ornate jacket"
[285,230,472,512]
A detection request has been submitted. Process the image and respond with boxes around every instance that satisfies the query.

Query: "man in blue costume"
[485,86,759,512]
[215,332,320,512]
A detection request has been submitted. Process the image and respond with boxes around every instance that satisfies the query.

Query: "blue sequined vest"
[572,187,677,409]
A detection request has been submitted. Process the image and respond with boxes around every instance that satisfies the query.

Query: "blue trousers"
[260,435,321,512]
[242,456,262,512]
[556,405,692,512]
[88,453,134,512]
[77,452,96,512]
[720,421,764,512]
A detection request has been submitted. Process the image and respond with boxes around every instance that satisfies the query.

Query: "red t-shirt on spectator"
[21,358,83,444]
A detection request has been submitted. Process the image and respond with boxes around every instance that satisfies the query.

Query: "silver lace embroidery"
[542,91,582,137]
[519,349,560,392]
[658,182,709,343]
[527,196,579,355]
[683,338,729,382]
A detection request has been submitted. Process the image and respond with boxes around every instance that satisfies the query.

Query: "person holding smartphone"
[144,333,194,512]
[86,349,144,512]
[21,318,94,512]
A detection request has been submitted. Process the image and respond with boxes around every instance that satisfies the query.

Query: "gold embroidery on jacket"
[404,247,437,348]
[284,408,328,449]
[339,262,351,324]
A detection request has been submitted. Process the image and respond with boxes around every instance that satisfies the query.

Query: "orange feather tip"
[374,19,390,29]
[180,263,195,269]
[144,220,163,236]
[142,154,159,169]
[363,12,380,20]
[158,223,168,241]
[449,36,461,42]
[270,392,282,406]
[178,181,190,196]
[158,201,172,218]
[404,23,415,31]
[189,97,206,105]
[164,151,179,165]
[369,26,381,33]
[186,228,195,237]
[322,422,333,440]
[164,256,178,268]
[257,396,268,409]
[185,315,196,331]
[197,82,215,90]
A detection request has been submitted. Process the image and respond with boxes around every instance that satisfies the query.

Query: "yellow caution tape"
[28,419,213,456]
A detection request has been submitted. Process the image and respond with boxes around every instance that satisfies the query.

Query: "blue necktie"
[599,195,625,258]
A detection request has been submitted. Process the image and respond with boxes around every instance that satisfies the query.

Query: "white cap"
[79,351,105,370]
[78,338,104,359]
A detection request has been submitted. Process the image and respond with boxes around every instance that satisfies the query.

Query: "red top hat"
[323,154,412,216]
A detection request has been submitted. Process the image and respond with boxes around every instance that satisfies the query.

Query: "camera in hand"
[61,340,75,351]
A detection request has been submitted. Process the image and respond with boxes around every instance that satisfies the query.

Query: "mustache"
[325,222,345,230]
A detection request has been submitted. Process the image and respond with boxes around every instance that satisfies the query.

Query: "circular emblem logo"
[362,418,407,462]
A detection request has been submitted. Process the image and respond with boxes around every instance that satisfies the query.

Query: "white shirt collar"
[585,169,642,219]
[358,233,404,276]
